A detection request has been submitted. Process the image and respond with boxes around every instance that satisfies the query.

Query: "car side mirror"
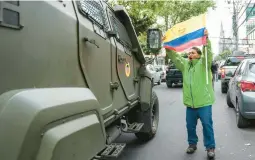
[147,28,162,53]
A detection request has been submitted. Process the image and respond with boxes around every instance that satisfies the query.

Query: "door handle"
[110,81,119,90]
[83,37,99,48]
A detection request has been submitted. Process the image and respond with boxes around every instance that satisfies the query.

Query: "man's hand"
[204,29,208,37]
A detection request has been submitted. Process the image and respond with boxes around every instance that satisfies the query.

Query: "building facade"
[246,3,255,54]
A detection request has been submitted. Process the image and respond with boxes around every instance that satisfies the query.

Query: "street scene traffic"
[115,82,255,160]
[1,0,255,160]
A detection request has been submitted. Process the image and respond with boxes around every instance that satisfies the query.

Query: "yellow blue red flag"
[163,14,207,52]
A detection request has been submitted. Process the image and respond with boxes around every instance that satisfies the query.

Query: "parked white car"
[155,65,167,82]
[146,64,162,85]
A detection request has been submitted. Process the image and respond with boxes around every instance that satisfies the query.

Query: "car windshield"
[224,57,244,66]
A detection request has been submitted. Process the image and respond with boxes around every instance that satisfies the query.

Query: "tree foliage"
[110,0,161,36]
[215,49,232,61]
[157,0,216,32]
[109,0,216,58]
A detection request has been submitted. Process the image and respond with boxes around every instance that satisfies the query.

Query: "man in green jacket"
[166,29,216,159]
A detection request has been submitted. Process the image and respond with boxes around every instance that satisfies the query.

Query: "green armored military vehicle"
[0,1,162,160]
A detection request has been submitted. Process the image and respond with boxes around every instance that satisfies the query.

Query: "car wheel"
[236,101,249,128]
[157,79,161,85]
[226,91,234,108]
[135,90,159,141]
[221,83,227,93]
[167,82,172,88]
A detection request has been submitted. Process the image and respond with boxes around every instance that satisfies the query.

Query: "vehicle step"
[126,122,144,133]
[98,143,126,159]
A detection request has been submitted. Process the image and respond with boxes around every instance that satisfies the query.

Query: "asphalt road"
[115,81,255,160]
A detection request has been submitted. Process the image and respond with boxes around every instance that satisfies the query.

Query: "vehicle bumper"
[166,78,183,85]
[240,92,255,119]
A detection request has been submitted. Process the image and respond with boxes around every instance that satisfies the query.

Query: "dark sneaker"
[207,148,215,159]
[186,145,197,154]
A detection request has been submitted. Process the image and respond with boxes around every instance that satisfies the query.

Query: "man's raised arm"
[202,38,213,69]
[166,49,187,72]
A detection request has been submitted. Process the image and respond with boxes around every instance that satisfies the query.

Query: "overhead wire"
[236,3,255,31]
[237,0,252,20]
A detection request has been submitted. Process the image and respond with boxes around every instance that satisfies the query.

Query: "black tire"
[157,79,161,85]
[226,91,234,108]
[135,90,159,142]
[167,82,172,88]
[221,83,227,93]
[236,101,249,128]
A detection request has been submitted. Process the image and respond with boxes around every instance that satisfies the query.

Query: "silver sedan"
[227,58,255,128]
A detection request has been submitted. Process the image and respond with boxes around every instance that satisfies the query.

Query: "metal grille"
[111,15,132,49]
[80,0,108,30]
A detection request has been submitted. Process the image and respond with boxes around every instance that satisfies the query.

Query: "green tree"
[219,49,231,59]
[109,0,216,57]
[215,49,231,61]
[157,0,216,32]
[110,0,160,36]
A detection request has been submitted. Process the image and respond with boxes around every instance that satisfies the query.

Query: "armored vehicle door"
[74,0,114,115]
[107,9,138,101]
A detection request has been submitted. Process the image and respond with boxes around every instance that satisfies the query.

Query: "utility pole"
[232,0,239,50]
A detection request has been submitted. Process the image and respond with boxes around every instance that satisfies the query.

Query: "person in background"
[165,29,216,159]
[211,61,218,87]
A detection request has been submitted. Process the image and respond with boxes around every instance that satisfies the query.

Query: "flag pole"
[205,44,209,85]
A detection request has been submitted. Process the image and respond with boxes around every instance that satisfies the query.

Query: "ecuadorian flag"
[163,14,207,52]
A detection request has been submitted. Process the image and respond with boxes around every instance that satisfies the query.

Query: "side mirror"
[147,28,162,53]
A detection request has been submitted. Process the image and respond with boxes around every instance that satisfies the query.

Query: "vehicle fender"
[0,88,106,160]
[138,66,153,112]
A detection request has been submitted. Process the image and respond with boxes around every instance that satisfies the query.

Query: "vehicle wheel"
[167,82,172,88]
[236,101,249,128]
[151,79,154,86]
[226,91,234,108]
[221,83,227,93]
[135,90,159,142]
[157,79,161,85]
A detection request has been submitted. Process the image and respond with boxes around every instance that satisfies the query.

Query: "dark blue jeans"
[186,105,216,149]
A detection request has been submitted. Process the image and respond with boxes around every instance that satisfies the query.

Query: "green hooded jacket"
[166,39,215,108]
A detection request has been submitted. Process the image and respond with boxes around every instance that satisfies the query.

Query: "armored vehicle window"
[0,1,22,29]
[79,0,109,30]
[110,15,132,50]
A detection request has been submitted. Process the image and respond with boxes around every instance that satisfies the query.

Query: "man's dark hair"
[191,47,202,55]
